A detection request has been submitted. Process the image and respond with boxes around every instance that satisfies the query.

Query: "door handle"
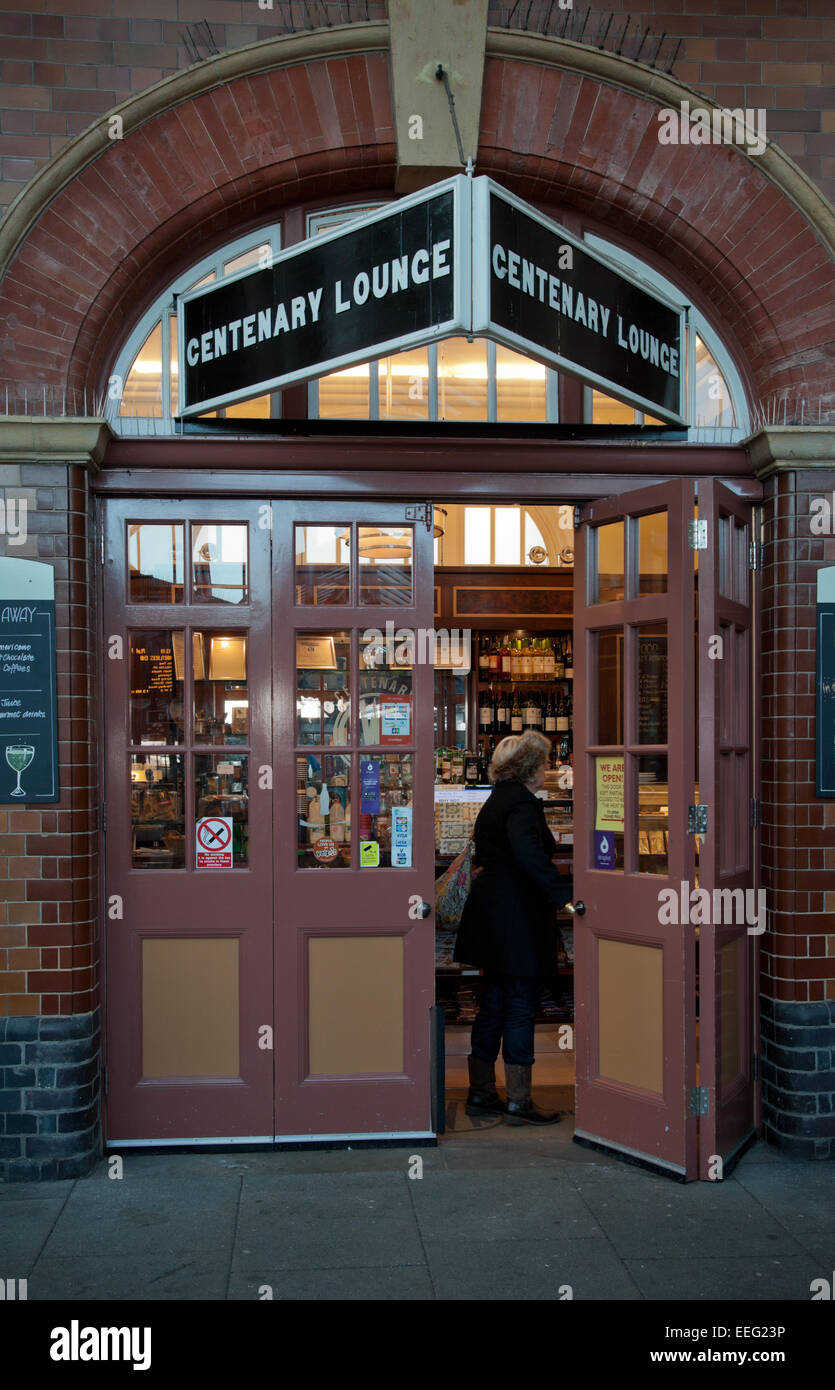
[420,901,432,919]
[565,900,585,916]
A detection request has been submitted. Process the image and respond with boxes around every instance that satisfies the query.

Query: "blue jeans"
[470,973,540,1066]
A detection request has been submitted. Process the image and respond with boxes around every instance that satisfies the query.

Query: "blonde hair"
[488,731,552,784]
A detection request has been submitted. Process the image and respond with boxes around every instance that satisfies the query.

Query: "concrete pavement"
[2,1114,833,1301]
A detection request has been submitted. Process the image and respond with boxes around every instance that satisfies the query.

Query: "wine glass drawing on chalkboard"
[6,744,35,798]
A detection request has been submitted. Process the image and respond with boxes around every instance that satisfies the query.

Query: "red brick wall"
[0,2,832,217]
[760,465,835,1004]
[0,462,100,1020]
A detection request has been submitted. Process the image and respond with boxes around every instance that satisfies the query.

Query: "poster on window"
[380,695,411,745]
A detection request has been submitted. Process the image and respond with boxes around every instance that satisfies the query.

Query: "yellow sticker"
[595,755,625,832]
[360,840,380,867]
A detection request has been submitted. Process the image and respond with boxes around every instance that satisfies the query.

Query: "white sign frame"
[177,174,471,418]
[470,176,687,426]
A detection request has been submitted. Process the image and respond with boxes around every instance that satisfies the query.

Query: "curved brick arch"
[0,36,832,411]
[477,54,835,410]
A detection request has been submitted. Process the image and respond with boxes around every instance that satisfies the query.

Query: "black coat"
[453,779,572,977]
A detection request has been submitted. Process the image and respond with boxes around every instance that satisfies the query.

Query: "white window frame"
[107,224,283,435]
[582,232,750,441]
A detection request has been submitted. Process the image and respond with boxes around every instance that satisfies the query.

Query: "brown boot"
[465,1055,505,1116]
[503,1063,560,1125]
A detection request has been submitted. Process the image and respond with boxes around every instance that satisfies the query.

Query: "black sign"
[478,184,685,422]
[816,592,835,796]
[0,559,59,804]
[179,181,463,416]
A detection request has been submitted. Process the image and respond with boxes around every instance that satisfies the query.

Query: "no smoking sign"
[196,815,234,868]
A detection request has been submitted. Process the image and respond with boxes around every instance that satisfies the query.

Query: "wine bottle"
[542,636,555,679]
[554,635,565,680]
[556,691,569,733]
[489,635,500,678]
[464,751,479,784]
[495,687,508,733]
[478,635,490,677]
[564,634,573,680]
[510,690,523,733]
[522,691,538,732]
[501,634,512,678]
[533,637,545,679]
[510,637,521,681]
[544,691,556,734]
[521,633,534,682]
[479,684,493,734]
[451,747,464,782]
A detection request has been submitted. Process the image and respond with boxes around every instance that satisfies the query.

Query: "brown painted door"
[273,504,436,1138]
[103,499,274,1141]
[697,480,759,1175]
[573,481,699,1177]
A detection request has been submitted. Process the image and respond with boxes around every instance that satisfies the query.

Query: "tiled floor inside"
[445,1022,575,1088]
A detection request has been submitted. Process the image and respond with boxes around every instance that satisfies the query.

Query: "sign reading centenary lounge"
[473,182,685,424]
[179,178,466,416]
[178,175,685,425]
[0,557,59,804]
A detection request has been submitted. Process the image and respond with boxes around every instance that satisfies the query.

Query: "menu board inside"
[0,558,59,803]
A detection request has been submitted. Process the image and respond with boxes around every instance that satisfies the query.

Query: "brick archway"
[0,28,832,410]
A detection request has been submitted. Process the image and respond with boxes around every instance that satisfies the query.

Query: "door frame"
[94,458,763,1158]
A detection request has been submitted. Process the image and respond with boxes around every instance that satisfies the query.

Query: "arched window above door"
[107,204,749,439]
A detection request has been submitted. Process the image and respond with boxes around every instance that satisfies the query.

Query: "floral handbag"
[434,839,476,930]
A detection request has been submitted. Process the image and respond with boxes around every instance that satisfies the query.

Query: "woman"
[454,730,572,1125]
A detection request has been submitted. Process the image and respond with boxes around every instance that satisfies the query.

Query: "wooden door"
[103,500,274,1141]
[697,480,759,1175]
[573,481,699,1177]
[273,503,436,1138]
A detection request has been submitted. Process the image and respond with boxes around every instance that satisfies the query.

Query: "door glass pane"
[195,753,249,867]
[358,527,413,606]
[359,632,413,746]
[131,752,185,868]
[297,752,351,867]
[378,347,429,420]
[596,629,623,744]
[129,631,183,745]
[494,507,521,565]
[496,345,546,422]
[191,523,249,604]
[359,753,414,867]
[437,337,488,421]
[638,512,667,595]
[637,623,668,744]
[637,754,668,876]
[296,632,350,745]
[295,525,350,605]
[319,364,369,418]
[128,523,184,603]
[193,631,248,744]
[593,522,624,603]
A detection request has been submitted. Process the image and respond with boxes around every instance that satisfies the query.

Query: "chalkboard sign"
[0,558,59,803]
[816,567,835,797]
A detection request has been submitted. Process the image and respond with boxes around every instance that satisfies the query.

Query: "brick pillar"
[749,427,835,1160]
[0,419,110,1180]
